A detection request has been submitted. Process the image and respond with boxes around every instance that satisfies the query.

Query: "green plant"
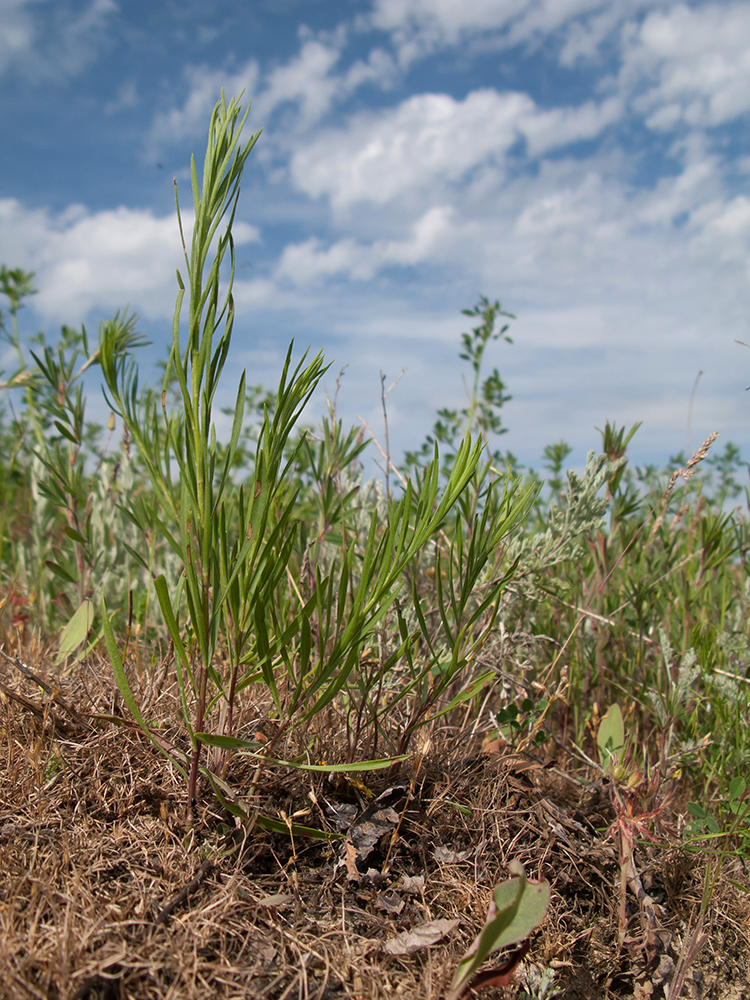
[492,696,549,747]
[96,94,539,828]
[0,271,152,642]
[99,93,329,812]
[402,296,514,476]
[447,861,550,1000]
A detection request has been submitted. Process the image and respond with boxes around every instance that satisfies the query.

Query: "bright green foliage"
[99,94,329,807]
[92,94,538,818]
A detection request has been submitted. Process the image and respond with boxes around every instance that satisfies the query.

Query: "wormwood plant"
[0,272,149,639]
[98,94,536,824]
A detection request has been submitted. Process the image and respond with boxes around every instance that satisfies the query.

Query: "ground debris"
[1,654,749,1000]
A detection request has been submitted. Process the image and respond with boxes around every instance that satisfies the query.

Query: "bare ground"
[1,648,749,1000]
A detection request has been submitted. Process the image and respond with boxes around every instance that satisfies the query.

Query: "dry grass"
[1,647,749,1000]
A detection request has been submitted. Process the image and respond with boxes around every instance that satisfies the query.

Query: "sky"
[1,0,750,478]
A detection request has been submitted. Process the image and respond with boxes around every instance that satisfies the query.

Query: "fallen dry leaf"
[398,874,425,895]
[449,942,530,1000]
[382,917,459,956]
[433,845,471,864]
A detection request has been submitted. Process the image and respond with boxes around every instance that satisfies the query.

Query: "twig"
[154,858,215,925]
[379,368,406,498]
[0,647,89,730]
[358,414,408,490]
[0,679,80,738]
[667,919,708,1000]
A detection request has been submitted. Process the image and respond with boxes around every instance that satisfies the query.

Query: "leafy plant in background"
[402,296,514,477]
[1,85,749,881]
[0,271,149,645]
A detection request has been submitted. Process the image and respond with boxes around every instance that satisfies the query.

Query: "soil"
[1,649,748,1000]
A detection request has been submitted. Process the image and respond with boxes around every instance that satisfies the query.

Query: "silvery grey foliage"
[504,450,624,600]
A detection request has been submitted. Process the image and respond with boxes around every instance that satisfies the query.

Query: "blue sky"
[2,0,750,476]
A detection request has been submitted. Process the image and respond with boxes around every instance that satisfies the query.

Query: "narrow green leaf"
[44,559,77,584]
[196,733,407,772]
[100,597,188,780]
[153,574,196,735]
[63,525,88,545]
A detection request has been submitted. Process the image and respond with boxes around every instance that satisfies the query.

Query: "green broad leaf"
[597,703,625,772]
[448,863,550,1000]
[729,776,746,801]
[55,599,93,664]
[196,733,407,772]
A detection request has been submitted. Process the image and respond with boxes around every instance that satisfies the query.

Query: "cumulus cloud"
[622,3,750,129]
[291,90,532,210]
[275,206,454,283]
[289,86,629,213]
[252,37,396,129]
[0,199,260,323]
[145,34,397,162]
[5,0,750,468]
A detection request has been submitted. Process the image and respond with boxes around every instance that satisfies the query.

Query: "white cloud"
[290,89,533,210]
[289,86,627,214]
[104,79,138,115]
[0,198,258,323]
[252,37,396,129]
[275,206,454,283]
[636,141,721,225]
[623,3,750,129]
[145,35,397,162]
[519,95,622,155]
[367,0,660,65]
[0,0,33,74]
[252,39,342,127]
[688,195,750,287]
[0,0,117,81]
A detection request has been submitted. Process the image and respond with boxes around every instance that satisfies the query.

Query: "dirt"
[1,650,748,1000]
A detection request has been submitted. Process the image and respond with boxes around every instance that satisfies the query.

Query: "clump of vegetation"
[1,95,748,1000]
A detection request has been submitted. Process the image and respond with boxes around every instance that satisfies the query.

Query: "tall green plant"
[100,94,327,810]
[98,94,539,830]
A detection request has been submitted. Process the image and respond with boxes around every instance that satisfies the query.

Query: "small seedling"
[447,861,550,1000]
[597,702,625,774]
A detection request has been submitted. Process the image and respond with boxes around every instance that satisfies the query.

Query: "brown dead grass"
[1,647,749,1000]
